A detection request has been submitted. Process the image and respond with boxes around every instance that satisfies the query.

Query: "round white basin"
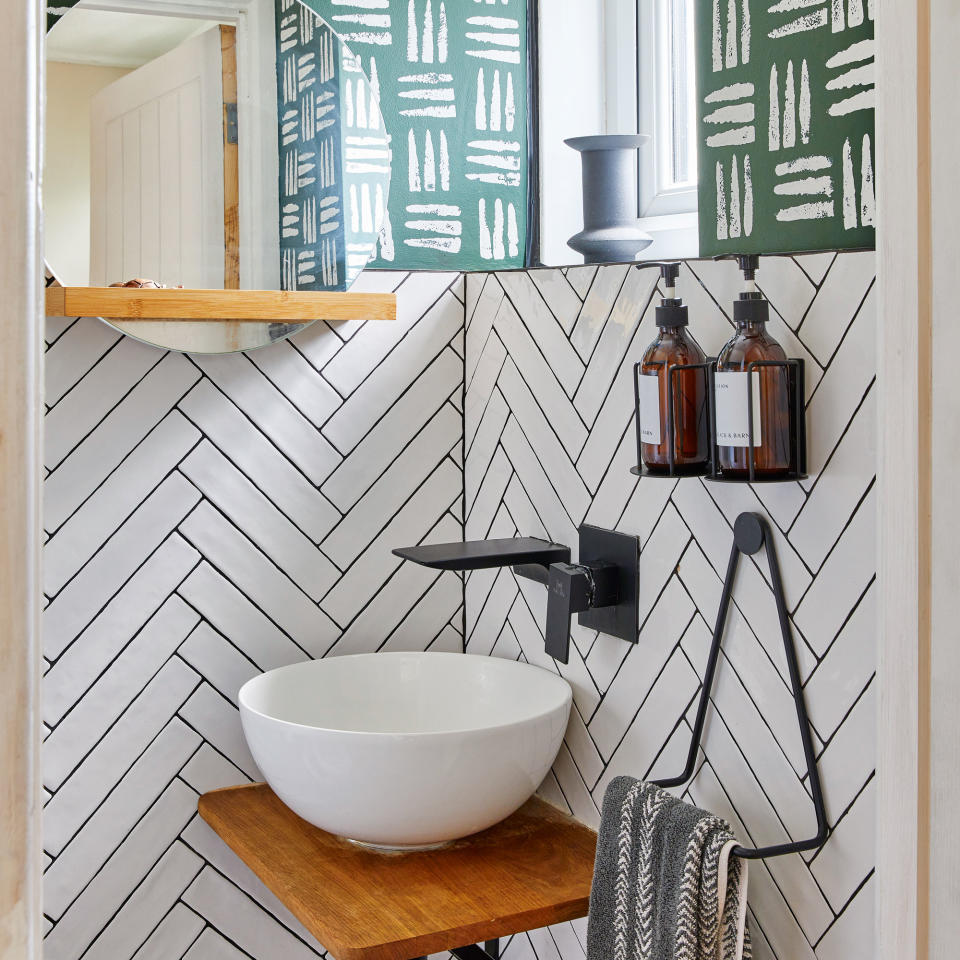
[238,652,572,848]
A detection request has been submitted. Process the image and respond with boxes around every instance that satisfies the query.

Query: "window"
[638,0,698,218]
[606,0,699,257]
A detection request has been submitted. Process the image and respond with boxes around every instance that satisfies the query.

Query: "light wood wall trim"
[0,0,44,956]
[46,287,397,322]
[220,25,240,290]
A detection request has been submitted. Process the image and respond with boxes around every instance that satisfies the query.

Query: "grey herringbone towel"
[586,777,751,960]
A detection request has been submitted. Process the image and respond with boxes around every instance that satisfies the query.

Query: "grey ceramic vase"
[565,135,653,264]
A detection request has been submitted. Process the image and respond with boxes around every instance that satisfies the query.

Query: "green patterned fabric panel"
[695,0,875,256]
[302,0,529,271]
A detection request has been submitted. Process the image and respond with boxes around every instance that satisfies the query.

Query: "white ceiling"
[46,8,220,69]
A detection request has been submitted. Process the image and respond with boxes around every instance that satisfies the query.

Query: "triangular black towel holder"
[653,511,830,860]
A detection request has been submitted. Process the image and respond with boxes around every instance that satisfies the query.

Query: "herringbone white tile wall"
[464,253,876,960]
[43,252,875,960]
[41,271,466,959]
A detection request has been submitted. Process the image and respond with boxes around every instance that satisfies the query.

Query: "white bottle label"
[714,371,762,447]
[637,374,662,444]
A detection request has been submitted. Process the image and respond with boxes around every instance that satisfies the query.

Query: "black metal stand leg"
[452,942,499,960]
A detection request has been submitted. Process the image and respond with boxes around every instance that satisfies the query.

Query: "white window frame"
[603,0,698,259]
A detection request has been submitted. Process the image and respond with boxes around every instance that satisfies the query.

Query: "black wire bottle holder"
[631,358,808,482]
[630,359,714,478]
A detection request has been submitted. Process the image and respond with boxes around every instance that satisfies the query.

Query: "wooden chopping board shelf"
[45,286,397,323]
[199,784,597,960]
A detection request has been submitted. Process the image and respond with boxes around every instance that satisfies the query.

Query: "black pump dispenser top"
[653,261,688,329]
[733,254,769,325]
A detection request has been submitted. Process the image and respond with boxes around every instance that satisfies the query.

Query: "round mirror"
[44,0,391,353]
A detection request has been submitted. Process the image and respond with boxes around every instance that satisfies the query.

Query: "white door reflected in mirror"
[44,0,392,354]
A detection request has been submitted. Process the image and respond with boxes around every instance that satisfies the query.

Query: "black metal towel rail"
[653,511,829,860]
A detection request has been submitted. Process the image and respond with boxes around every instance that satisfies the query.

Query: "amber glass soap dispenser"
[714,255,792,478]
[637,263,710,475]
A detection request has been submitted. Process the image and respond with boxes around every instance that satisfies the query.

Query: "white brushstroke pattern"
[333,14,390,27]
[466,50,521,64]
[826,39,875,67]
[408,129,421,191]
[798,59,811,144]
[469,139,520,151]
[404,237,461,251]
[729,156,742,238]
[400,106,457,117]
[726,0,738,68]
[743,155,753,236]
[704,103,755,124]
[706,127,755,147]
[829,90,875,115]
[398,89,456,100]
[712,0,723,71]
[861,134,875,227]
[440,132,450,191]
[422,0,434,63]
[832,0,844,31]
[769,65,780,151]
[774,176,833,196]
[424,131,436,191]
[741,0,751,63]
[505,73,516,131]
[508,203,519,257]
[783,60,796,148]
[842,136,857,228]
[826,64,875,90]
[404,220,462,234]
[438,2,448,62]
[493,199,505,259]
[467,16,519,27]
[716,161,728,240]
[777,201,835,221]
[466,171,521,185]
[491,71,502,131]
[479,199,492,259]
[467,32,520,47]
[705,82,754,102]
[475,69,487,130]
[408,203,461,215]
[407,0,418,61]
[776,155,831,174]
[768,0,827,11]
[769,9,828,36]
[848,0,864,26]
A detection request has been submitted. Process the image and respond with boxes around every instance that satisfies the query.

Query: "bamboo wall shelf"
[198,784,597,960]
[45,286,397,323]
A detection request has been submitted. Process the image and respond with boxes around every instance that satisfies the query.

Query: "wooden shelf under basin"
[45,286,397,323]
[198,784,597,960]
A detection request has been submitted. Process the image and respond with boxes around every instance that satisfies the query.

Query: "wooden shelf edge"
[198,785,597,960]
[45,286,397,323]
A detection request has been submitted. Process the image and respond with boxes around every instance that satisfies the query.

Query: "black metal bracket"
[653,512,829,860]
[451,943,499,960]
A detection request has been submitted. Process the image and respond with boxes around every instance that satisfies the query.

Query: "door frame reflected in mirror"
[56,0,282,289]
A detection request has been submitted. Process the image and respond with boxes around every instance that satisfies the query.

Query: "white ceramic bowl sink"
[239,652,572,848]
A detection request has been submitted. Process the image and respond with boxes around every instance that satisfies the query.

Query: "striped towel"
[586,777,751,960]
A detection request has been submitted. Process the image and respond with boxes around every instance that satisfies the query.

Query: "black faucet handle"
[544,563,592,664]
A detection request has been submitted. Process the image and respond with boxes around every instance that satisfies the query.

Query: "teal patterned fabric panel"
[301,0,530,271]
[695,0,876,256]
[276,0,389,290]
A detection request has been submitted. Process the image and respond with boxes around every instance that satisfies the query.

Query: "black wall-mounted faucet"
[393,526,639,664]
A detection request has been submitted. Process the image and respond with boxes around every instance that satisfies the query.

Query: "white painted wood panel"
[90,26,225,288]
